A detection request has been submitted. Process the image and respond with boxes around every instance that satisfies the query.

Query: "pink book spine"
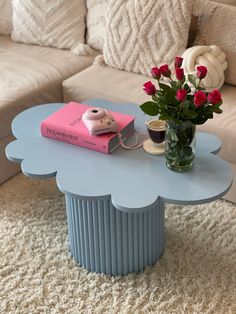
[40,122,110,154]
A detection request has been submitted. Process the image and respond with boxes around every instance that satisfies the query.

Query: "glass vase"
[165,120,196,172]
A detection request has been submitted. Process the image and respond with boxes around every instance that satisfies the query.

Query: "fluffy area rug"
[0,174,235,314]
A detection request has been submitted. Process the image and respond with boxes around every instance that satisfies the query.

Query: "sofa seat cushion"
[63,64,150,104]
[63,64,236,164]
[0,36,96,139]
[198,84,236,163]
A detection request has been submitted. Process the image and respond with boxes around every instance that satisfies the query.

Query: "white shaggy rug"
[0,174,235,314]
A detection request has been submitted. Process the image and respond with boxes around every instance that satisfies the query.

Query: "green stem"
[152,94,159,102]
[196,78,201,89]
[167,104,178,110]
[177,102,183,120]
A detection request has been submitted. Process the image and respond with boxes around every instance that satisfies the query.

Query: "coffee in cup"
[145,119,166,144]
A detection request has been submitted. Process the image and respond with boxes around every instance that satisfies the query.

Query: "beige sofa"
[1,0,236,203]
[0,35,96,184]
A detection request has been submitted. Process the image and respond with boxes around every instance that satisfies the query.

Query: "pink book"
[40,102,135,154]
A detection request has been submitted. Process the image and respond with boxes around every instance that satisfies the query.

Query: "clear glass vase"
[165,120,196,172]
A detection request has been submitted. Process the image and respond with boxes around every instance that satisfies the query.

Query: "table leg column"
[65,195,165,276]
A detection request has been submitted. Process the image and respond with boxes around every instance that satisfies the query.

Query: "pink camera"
[82,107,118,135]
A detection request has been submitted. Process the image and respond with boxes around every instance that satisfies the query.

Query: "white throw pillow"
[103,0,194,77]
[11,0,87,54]
[182,45,228,91]
[86,0,107,51]
[0,0,12,35]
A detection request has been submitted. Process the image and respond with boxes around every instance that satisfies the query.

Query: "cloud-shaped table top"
[6,99,232,212]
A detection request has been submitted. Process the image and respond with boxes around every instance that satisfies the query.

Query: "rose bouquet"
[140,57,223,172]
[140,56,223,124]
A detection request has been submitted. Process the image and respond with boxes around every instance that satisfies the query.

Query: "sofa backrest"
[188,0,236,47]
[212,0,236,4]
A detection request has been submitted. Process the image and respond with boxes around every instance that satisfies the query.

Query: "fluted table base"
[65,195,165,276]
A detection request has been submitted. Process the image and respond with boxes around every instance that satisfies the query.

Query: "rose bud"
[159,64,171,77]
[151,67,161,80]
[208,89,222,105]
[174,56,183,69]
[176,68,184,81]
[194,90,207,107]
[176,89,187,102]
[143,81,157,95]
[196,65,208,79]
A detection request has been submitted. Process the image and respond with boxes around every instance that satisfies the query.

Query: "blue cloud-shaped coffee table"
[6,99,232,276]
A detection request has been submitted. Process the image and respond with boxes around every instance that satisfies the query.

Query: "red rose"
[176,89,187,102]
[159,64,171,77]
[194,90,207,107]
[197,65,208,79]
[175,68,184,81]
[151,67,161,80]
[174,56,183,69]
[143,81,156,95]
[208,89,222,105]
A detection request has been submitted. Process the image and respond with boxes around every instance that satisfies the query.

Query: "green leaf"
[140,101,159,116]
[213,100,223,107]
[171,81,177,89]
[159,83,172,92]
[183,83,191,92]
[207,112,214,119]
[159,113,172,121]
[182,110,198,119]
[212,107,223,114]
[197,86,206,91]
[188,74,197,88]
[182,100,191,110]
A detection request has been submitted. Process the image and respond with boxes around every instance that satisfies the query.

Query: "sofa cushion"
[194,0,236,86]
[197,84,236,163]
[63,64,236,164]
[211,0,236,4]
[11,0,86,53]
[188,0,236,48]
[103,0,194,77]
[86,0,107,51]
[0,0,12,35]
[63,64,150,104]
[0,36,95,140]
